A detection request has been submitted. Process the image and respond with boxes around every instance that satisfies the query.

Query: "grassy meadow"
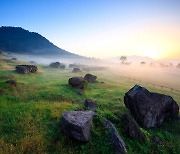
[0,55,179,154]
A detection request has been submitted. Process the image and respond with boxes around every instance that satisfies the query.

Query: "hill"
[0,26,78,57]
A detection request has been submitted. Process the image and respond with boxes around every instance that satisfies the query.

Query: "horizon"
[0,0,180,59]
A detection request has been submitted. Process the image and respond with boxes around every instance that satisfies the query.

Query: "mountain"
[0,26,78,57]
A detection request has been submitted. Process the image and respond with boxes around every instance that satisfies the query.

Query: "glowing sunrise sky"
[0,0,180,59]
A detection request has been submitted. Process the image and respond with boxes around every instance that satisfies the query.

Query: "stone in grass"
[5,80,17,86]
[72,68,81,73]
[122,114,145,141]
[16,65,38,74]
[84,99,97,111]
[68,77,86,89]
[62,111,95,142]
[49,62,61,68]
[124,85,179,128]
[102,118,127,154]
[84,74,97,83]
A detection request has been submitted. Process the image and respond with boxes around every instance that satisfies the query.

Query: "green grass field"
[0,56,179,154]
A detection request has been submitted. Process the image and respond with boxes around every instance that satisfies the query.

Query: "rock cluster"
[16,65,38,74]
[49,62,65,69]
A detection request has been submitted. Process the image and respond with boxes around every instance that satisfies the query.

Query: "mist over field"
[0,0,180,153]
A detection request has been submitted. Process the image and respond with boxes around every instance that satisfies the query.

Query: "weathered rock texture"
[84,74,97,83]
[62,111,95,142]
[72,68,81,73]
[16,65,38,74]
[124,85,179,128]
[122,114,145,141]
[49,62,60,68]
[68,77,85,89]
[102,118,127,154]
[85,99,97,111]
[5,80,17,86]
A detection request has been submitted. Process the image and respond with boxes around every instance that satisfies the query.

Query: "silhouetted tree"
[120,56,127,64]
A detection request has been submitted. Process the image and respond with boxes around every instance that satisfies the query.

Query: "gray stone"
[84,74,97,83]
[122,114,145,141]
[102,118,127,154]
[62,111,95,142]
[72,68,81,73]
[85,99,97,111]
[49,62,61,68]
[16,65,38,74]
[124,85,179,128]
[68,77,85,89]
[5,80,17,86]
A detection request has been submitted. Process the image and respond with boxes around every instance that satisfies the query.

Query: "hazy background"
[1,0,180,59]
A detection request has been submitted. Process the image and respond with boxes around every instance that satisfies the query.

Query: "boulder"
[60,65,65,69]
[69,64,78,68]
[122,114,145,141]
[49,62,61,68]
[72,68,81,73]
[84,74,97,83]
[11,58,17,60]
[5,80,17,86]
[68,77,85,89]
[62,111,95,142]
[16,65,38,74]
[124,85,179,128]
[82,68,90,72]
[30,61,36,64]
[85,99,97,111]
[102,118,127,154]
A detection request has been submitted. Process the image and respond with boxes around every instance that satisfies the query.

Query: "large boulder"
[84,74,97,83]
[124,85,179,128]
[85,99,97,111]
[122,114,145,141]
[102,118,127,154]
[49,62,61,68]
[62,111,95,142]
[68,77,85,89]
[16,65,38,74]
[72,68,81,73]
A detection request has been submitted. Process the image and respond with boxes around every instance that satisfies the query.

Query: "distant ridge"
[0,26,80,57]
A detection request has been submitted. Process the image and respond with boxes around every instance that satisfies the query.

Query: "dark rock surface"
[122,114,145,141]
[84,74,97,83]
[85,99,97,111]
[5,80,17,86]
[62,111,95,142]
[72,68,81,73]
[151,136,164,145]
[16,65,38,74]
[60,65,65,69]
[102,118,127,154]
[68,77,85,89]
[11,58,17,60]
[49,62,61,68]
[124,85,179,128]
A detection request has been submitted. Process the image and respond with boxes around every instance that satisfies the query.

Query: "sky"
[0,0,180,59]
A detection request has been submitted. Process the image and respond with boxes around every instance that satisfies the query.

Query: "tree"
[177,63,180,69]
[120,56,127,64]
